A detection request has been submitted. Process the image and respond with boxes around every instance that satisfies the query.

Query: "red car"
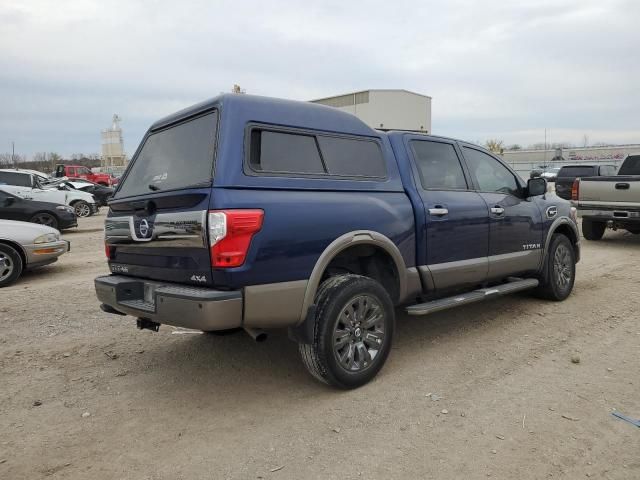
[55,164,119,186]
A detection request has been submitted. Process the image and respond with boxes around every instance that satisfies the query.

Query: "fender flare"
[297,230,409,325]
[539,216,580,270]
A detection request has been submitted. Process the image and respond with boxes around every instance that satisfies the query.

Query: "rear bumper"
[577,208,640,223]
[95,275,243,331]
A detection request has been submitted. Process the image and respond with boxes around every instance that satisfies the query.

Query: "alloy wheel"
[0,252,14,283]
[332,294,386,372]
[553,244,572,289]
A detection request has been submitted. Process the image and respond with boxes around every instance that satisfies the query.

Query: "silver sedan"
[0,219,70,287]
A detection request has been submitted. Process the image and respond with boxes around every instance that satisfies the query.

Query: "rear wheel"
[534,234,575,301]
[582,219,606,240]
[73,200,92,218]
[299,274,395,389]
[30,212,59,230]
[0,244,23,288]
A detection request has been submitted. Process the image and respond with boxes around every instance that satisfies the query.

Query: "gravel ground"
[0,211,639,479]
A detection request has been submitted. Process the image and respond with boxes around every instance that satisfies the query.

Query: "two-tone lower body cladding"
[95,274,308,331]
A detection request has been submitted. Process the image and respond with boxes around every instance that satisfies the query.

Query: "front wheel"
[534,234,576,301]
[73,200,92,218]
[30,212,59,230]
[299,274,395,389]
[0,244,23,288]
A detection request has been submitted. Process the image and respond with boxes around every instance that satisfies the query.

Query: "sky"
[1,0,639,158]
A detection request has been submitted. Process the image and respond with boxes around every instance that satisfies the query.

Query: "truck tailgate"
[578,176,640,207]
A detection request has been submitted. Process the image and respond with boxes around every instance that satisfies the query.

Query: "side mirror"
[527,177,547,197]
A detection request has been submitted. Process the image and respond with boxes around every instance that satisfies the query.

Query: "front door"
[460,146,543,280]
[408,138,490,291]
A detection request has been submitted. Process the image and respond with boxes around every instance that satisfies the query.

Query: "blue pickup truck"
[95,94,580,388]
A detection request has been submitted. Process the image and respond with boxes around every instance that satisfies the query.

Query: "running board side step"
[406,278,539,316]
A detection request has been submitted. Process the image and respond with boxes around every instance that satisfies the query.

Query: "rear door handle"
[428,207,449,216]
[615,183,630,190]
[490,206,505,215]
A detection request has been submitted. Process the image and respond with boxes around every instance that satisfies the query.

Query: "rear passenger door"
[460,146,543,280]
[408,138,490,290]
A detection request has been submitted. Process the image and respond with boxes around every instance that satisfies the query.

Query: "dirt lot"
[1,211,639,479]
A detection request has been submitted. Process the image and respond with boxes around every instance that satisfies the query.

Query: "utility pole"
[11,141,15,167]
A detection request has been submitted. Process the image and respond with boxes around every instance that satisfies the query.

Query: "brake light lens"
[208,210,264,267]
[571,178,580,201]
[105,242,112,259]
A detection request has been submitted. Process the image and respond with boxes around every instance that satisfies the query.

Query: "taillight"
[208,210,264,267]
[571,178,580,201]
[105,242,112,259]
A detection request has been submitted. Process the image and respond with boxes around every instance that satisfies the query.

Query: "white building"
[101,114,127,168]
[311,89,431,133]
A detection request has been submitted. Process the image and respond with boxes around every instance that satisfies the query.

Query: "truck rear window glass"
[0,172,31,187]
[115,112,217,198]
[317,136,386,177]
[250,131,325,174]
[411,141,467,190]
[558,166,596,177]
[618,155,640,175]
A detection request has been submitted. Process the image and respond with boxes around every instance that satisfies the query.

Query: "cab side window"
[411,140,468,190]
[463,147,520,196]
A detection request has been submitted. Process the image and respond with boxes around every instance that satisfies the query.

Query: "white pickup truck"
[572,155,640,239]
[0,169,98,217]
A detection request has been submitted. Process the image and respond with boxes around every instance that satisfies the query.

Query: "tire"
[30,212,59,230]
[625,227,640,235]
[582,219,606,240]
[534,234,576,301]
[0,244,23,288]
[72,200,92,218]
[298,274,395,389]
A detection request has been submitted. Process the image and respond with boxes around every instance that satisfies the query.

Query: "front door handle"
[490,206,505,215]
[428,207,449,216]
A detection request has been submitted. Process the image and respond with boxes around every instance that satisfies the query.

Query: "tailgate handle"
[615,183,630,190]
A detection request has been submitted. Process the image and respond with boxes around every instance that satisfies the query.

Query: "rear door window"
[115,111,218,198]
[410,140,468,190]
[0,172,32,187]
[559,166,596,177]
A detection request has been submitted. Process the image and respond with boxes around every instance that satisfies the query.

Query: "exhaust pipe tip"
[244,327,268,342]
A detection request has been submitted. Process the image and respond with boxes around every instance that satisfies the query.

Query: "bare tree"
[485,138,504,154]
[507,144,522,151]
[582,135,589,148]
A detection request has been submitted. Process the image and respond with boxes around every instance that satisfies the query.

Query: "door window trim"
[459,144,525,197]
[406,137,472,192]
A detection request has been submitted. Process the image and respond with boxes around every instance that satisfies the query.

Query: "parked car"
[0,219,70,287]
[555,164,617,200]
[572,154,640,239]
[95,94,580,388]
[0,189,77,230]
[0,169,98,217]
[540,167,562,182]
[54,164,119,186]
[63,179,115,206]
